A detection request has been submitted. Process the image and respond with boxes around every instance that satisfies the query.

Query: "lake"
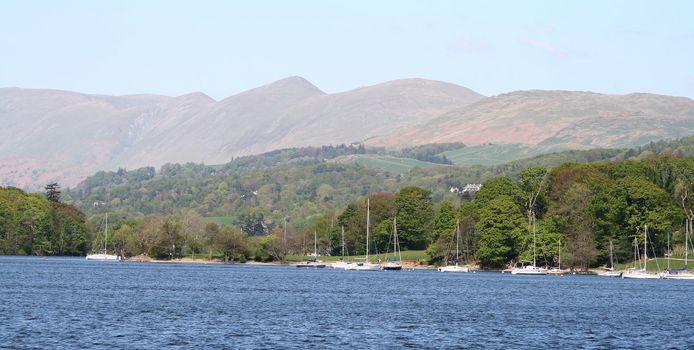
[1,256,693,349]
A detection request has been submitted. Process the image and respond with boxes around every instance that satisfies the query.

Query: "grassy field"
[203,215,236,226]
[441,143,536,166]
[615,257,691,272]
[339,155,443,174]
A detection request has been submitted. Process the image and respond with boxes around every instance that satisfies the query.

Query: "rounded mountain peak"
[266,76,325,95]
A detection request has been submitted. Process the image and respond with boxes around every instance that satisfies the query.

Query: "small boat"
[512,263,548,275]
[85,213,121,261]
[350,197,381,271]
[438,220,469,273]
[623,225,659,279]
[511,216,546,275]
[547,240,568,275]
[382,217,402,271]
[598,240,622,277]
[296,231,326,268]
[295,259,326,268]
[331,226,353,269]
[331,261,352,269]
[661,226,694,280]
[352,261,381,271]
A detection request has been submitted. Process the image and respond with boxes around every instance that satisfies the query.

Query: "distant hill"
[368,90,694,152]
[0,77,483,189]
[5,80,694,191]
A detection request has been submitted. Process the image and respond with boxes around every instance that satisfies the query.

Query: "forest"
[1,137,693,270]
[0,184,88,255]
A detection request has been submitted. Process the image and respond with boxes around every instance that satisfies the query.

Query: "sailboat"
[512,215,547,275]
[597,240,622,277]
[295,231,326,268]
[547,240,568,275]
[331,226,352,269]
[349,197,380,271]
[438,220,469,273]
[85,213,121,261]
[661,224,694,280]
[383,217,403,271]
[623,225,659,279]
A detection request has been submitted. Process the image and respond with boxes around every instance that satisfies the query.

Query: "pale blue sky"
[1,0,693,99]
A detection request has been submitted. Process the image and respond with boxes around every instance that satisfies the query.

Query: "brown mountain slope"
[367,90,694,151]
[0,77,483,189]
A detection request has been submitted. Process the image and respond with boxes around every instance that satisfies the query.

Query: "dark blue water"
[2,257,694,349]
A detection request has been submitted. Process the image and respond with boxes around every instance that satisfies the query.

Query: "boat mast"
[643,225,648,271]
[314,230,317,258]
[395,217,402,262]
[341,225,345,259]
[633,236,638,269]
[366,197,370,261]
[609,240,614,270]
[533,213,537,266]
[104,212,108,253]
[455,220,460,265]
[558,240,561,270]
[686,223,689,268]
[667,231,671,270]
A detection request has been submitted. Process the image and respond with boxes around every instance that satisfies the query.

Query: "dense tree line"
[32,137,690,263]
[427,158,694,269]
[0,186,88,255]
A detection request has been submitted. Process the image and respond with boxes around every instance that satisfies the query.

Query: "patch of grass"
[616,257,691,272]
[203,216,236,226]
[344,155,443,174]
[441,144,535,166]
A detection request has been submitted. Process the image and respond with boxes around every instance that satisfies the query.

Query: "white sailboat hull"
[331,261,352,269]
[661,271,694,280]
[351,262,380,271]
[382,262,402,271]
[622,269,659,279]
[547,268,568,275]
[85,253,121,261]
[438,265,469,273]
[597,271,622,277]
[511,266,548,275]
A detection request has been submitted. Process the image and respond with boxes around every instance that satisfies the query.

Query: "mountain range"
[2,77,693,189]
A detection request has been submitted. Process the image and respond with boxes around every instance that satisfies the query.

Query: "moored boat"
[512,264,548,275]
[547,240,568,275]
[623,225,659,279]
[296,231,326,268]
[511,214,546,275]
[438,220,469,273]
[85,213,121,262]
[598,240,621,277]
[350,197,381,271]
[382,217,403,271]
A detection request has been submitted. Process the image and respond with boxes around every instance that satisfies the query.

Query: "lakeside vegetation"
[2,137,694,270]
[0,184,88,256]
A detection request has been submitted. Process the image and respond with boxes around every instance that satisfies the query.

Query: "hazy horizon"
[1,0,693,99]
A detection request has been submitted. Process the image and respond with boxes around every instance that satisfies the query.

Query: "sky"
[1,0,693,100]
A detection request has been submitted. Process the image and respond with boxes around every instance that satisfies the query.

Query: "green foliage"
[395,187,434,250]
[45,183,61,203]
[214,226,249,263]
[430,200,457,243]
[53,139,694,268]
[392,143,464,164]
[0,187,87,256]
[475,196,525,267]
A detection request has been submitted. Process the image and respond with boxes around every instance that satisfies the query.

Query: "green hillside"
[339,154,444,173]
[441,143,536,166]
